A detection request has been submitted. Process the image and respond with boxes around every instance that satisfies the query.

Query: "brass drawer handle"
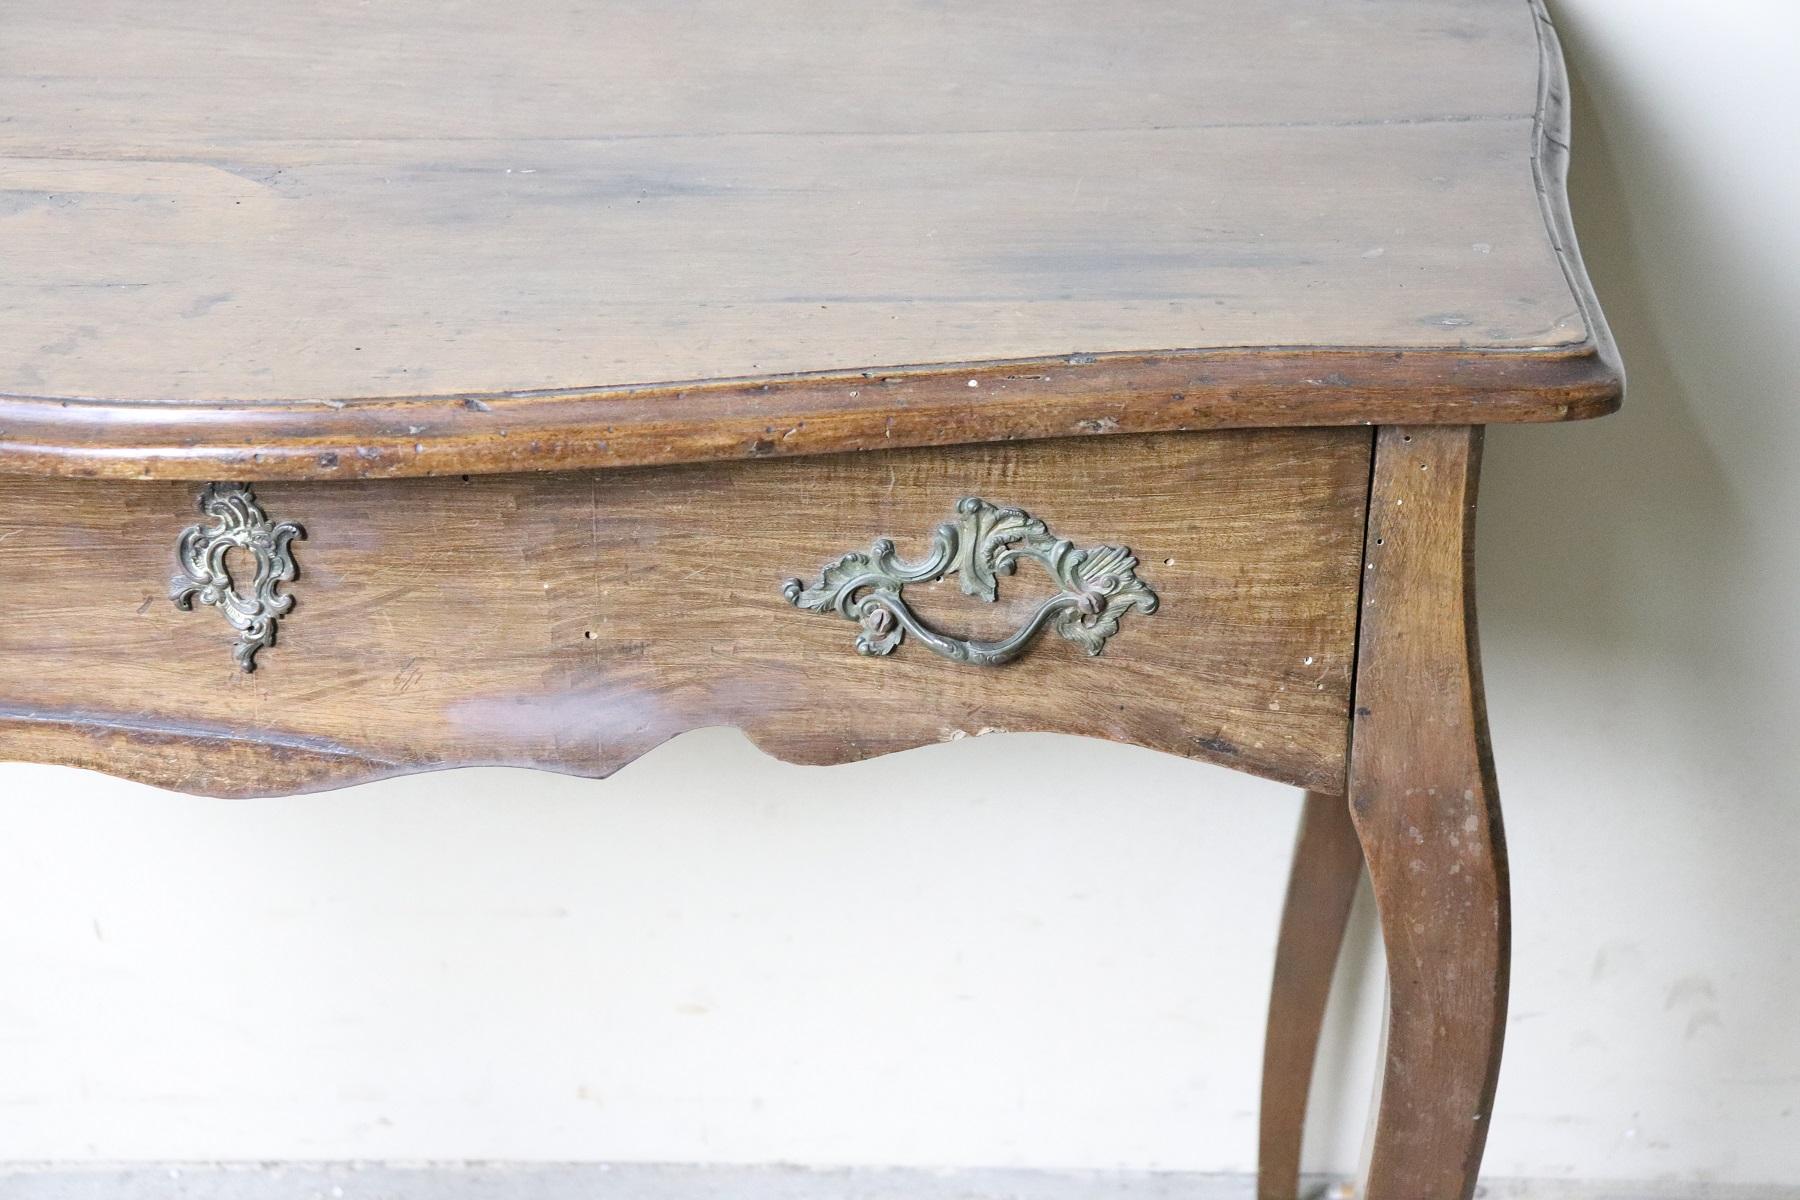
[782,497,1157,666]
[169,482,305,672]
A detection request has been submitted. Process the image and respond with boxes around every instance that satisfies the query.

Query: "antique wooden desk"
[0,1,1618,1196]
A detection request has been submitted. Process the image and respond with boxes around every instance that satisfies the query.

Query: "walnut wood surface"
[0,0,1619,480]
[1349,426,1509,1200]
[0,430,1370,797]
[1257,791,1365,1200]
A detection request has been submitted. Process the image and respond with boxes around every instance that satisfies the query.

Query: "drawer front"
[0,429,1371,796]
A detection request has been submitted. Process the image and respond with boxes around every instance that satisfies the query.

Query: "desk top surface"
[0,0,1619,480]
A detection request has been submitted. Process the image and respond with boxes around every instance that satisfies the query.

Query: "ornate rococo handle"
[170,482,304,672]
[781,497,1157,666]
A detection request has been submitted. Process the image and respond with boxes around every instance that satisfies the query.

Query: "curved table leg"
[1257,790,1365,1200]
[1349,425,1510,1200]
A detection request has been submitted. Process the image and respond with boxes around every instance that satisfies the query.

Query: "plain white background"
[2,0,1798,1186]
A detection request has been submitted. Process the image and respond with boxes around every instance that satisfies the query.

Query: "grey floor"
[0,1166,1257,1200]
[2,1166,1796,1200]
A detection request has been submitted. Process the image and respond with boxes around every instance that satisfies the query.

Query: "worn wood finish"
[0,1,1614,1186]
[0,429,1370,797]
[1257,791,1365,1200]
[0,0,1619,479]
[1349,426,1509,1200]
[0,347,1619,483]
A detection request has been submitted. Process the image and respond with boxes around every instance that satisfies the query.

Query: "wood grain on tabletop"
[0,0,1618,479]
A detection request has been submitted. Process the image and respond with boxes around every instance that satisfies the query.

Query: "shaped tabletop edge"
[0,0,1621,481]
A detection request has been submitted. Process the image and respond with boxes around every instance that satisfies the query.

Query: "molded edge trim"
[0,343,1620,481]
[1529,0,1626,401]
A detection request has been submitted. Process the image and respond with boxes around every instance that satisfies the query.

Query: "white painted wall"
[3,0,1797,1185]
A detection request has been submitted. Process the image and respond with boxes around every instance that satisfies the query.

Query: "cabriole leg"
[1350,425,1509,1200]
[1258,790,1365,1200]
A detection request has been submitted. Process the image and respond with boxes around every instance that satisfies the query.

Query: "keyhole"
[222,543,254,586]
